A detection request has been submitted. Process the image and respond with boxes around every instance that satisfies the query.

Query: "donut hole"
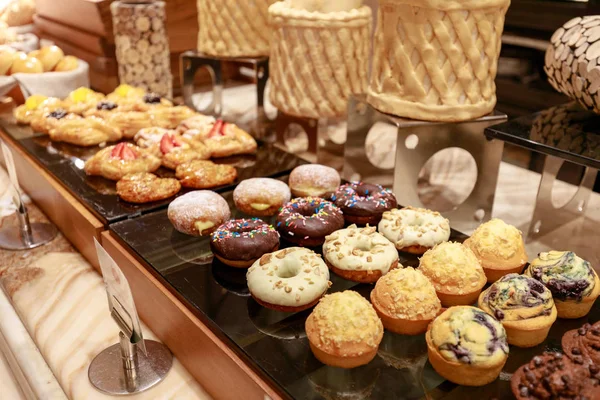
[277,259,301,279]
[296,206,318,218]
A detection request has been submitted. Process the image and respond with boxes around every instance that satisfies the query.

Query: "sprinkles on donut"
[210,218,280,268]
[276,197,344,247]
[332,182,397,226]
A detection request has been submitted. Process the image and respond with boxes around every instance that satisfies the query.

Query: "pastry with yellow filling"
[426,306,509,386]
[116,173,181,204]
[106,84,146,102]
[105,84,172,110]
[288,164,341,198]
[63,87,105,115]
[464,219,528,283]
[525,251,600,319]
[30,109,82,134]
[233,178,291,217]
[306,291,383,369]
[13,95,64,125]
[478,274,557,347]
[371,268,441,335]
[48,116,122,147]
[419,242,486,307]
[84,143,161,181]
[179,116,257,158]
[167,190,231,236]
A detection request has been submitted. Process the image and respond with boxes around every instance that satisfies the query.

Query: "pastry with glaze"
[13,95,64,125]
[426,306,509,386]
[247,247,330,312]
[419,241,486,307]
[378,207,450,254]
[30,109,82,134]
[49,116,122,147]
[464,218,528,282]
[116,172,181,204]
[84,143,161,181]
[525,250,600,319]
[63,87,105,115]
[323,224,399,283]
[105,111,153,139]
[150,105,197,130]
[175,160,237,189]
[371,267,441,335]
[478,274,557,347]
[167,190,230,236]
[306,290,383,368]
[147,132,211,170]
[179,116,257,158]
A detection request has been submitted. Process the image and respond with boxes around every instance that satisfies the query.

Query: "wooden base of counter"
[100,231,282,400]
[0,131,103,267]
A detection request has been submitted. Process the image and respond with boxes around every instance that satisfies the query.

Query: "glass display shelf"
[109,180,600,400]
[484,102,600,170]
[0,117,305,224]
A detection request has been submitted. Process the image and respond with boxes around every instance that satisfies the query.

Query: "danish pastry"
[150,106,197,130]
[64,87,105,115]
[30,109,82,134]
[84,143,161,181]
[156,133,211,170]
[116,172,181,204]
[175,160,237,189]
[105,111,153,139]
[48,116,122,147]
[179,116,257,158]
[14,95,64,125]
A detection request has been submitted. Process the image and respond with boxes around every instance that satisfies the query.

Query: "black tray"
[110,184,600,400]
[0,117,306,224]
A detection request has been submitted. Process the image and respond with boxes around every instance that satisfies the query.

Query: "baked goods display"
[276,197,344,247]
[210,219,280,268]
[233,178,291,217]
[288,164,341,198]
[378,207,451,254]
[478,274,557,347]
[48,116,122,147]
[176,160,237,189]
[562,321,600,367]
[331,182,397,226]
[464,218,528,282]
[426,306,509,386]
[511,352,600,399]
[367,0,510,122]
[371,268,441,335]
[269,0,371,119]
[322,225,399,283]
[525,250,600,319]
[419,241,487,307]
[247,247,331,312]
[116,173,181,204]
[168,191,230,236]
[84,143,161,181]
[305,291,383,368]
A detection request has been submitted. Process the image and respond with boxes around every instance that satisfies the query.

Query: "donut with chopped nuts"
[246,247,331,312]
[276,197,344,247]
[418,242,487,307]
[323,224,399,283]
[288,164,341,198]
[378,207,451,254]
[332,182,397,226]
[210,219,280,268]
[306,291,384,368]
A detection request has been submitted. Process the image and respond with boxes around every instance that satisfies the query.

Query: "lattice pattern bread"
[367,0,510,122]
[545,16,600,114]
[197,0,277,57]
[268,2,372,119]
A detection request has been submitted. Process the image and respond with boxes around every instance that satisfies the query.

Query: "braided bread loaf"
[268,1,372,119]
[367,0,510,122]
[197,0,277,57]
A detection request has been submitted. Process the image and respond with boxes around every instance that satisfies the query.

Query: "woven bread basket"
[367,0,510,122]
[197,0,277,57]
[268,2,372,119]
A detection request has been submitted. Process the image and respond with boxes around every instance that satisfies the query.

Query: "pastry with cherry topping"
[84,143,161,181]
[511,352,600,399]
[116,172,181,204]
[176,159,237,189]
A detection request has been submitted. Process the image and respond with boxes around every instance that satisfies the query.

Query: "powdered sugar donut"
[168,191,230,236]
[288,164,341,198]
[233,178,291,217]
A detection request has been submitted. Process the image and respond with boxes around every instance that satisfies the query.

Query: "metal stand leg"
[275,112,319,155]
[527,156,597,241]
[0,195,57,251]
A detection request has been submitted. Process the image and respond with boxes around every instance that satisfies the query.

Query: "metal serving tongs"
[0,141,57,250]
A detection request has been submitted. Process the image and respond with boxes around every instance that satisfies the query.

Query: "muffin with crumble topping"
[419,242,487,307]
[426,306,509,386]
[525,251,600,319]
[306,291,383,369]
[464,218,528,283]
[371,268,442,335]
[478,274,557,347]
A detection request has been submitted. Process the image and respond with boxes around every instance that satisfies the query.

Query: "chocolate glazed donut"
[276,197,344,247]
[332,182,397,226]
[210,219,280,268]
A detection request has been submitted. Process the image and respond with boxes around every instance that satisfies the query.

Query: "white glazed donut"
[167,191,231,236]
[246,247,331,312]
[233,178,291,217]
[288,164,341,198]
[323,225,399,283]
[378,207,450,254]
